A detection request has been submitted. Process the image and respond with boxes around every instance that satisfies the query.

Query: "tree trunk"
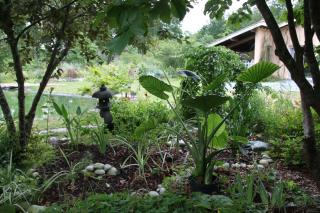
[300,92,320,181]
[8,39,26,148]
[0,86,16,137]
[255,0,320,182]
[309,0,320,41]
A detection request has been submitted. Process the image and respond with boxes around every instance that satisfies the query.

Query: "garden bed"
[38,144,188,205]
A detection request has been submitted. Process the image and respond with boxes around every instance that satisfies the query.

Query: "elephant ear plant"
[139,62,279,186]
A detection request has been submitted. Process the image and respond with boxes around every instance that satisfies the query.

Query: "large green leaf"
[139,75,173,100]
[203,73,227,92]
[237,61,279,83]
[202,113,228,149]
[182,95,229,113]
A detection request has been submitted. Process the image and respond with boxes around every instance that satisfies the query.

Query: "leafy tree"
[205,0,320,180]
[0,0,192,149]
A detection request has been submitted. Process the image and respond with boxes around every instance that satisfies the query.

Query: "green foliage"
[228,172,287,211]
[0,152,38,211]
[21,139,55,168]
[139,62,278,184]
[45,192,235,213]
[184,46,245,86]
[180,45,246,119]
[0,124,17,165]
[139,75,173,100]
[182,95,229,114]
[84,63,134,94]
[53,101,85,144]
[245,91,303,139]
[237,61,280,84]
[89,120,112,154]
[111,99,171,140]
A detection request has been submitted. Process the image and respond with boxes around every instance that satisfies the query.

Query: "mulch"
[37,144,320,206]
[38,144,188,205]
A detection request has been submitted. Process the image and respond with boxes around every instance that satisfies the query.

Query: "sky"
[181,0,246,34]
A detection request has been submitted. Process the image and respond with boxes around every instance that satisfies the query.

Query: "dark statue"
[92,85,114,131]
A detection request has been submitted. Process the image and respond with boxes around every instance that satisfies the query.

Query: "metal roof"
[208,20,288,47]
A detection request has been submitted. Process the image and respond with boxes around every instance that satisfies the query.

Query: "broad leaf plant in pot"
[139,62,279,193]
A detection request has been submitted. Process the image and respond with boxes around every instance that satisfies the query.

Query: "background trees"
[0,0,192,149]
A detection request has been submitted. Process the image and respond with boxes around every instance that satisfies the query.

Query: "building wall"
[254,25,319,79]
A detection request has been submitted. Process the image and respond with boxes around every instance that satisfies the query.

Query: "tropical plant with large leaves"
[139,61,279,185]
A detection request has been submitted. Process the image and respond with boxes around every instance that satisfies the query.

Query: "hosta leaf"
[139,75,173,100]
[237,61,279,83]
[182,95,229,113]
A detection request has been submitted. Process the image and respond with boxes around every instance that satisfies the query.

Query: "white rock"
[107,167,118,176]
[265,158,273,163]
[247,165,254,169]
[223,162,230,169]
[158,187,166,194]
[232,163,240,169]
[94,169,105,175]
[86,165,94,171]
[29,168,36,173]
[32,172,40,177]
[105,183,110,188]
[49,137,58,144]
[28,205,46,213]
[104,164,112,171]
[240,163,247,168]
[148,191,159,197]
[262,154,270,159]
[259,159,269,166]
[257,164,265,170]
[94,163,105,169]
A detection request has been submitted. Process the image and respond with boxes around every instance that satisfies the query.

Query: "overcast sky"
[181,0,246,34]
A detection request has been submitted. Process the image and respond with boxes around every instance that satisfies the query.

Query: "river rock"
[247,164,254,169]
[104,164,112,171]
[223,162,230,169]
[244,140,270,152]
[94,163,105,169]
[257,164,265,170]
[49,137,58,145]
[240,163,247,168]
[86,165,94,172]
[95,169,105,175]
[148,191,159,197]
[232,163,240,169]
[259,159,269,166]
[32,172,40,177]
[158,187,166,194]
[107,167,118,176]
[28,205,46,213]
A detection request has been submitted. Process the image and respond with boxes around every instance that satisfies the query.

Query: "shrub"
[111,99,171,139]
[180,46,247,119]
[244,90,303,139]
[21,138,56,168]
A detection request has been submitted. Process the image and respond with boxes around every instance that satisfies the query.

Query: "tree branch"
[285,0,303,59]
[255,0,313,92]
[303,0,320,92]
[16,0,78,42]
[25,6,72,135]
[309,0,320,41]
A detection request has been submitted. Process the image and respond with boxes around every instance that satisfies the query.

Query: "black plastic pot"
[189,176,219,194]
